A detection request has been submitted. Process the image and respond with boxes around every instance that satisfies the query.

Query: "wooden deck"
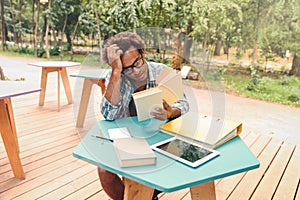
[0,70,299,200]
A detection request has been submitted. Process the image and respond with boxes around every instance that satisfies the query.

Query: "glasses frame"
[121,52,145,75]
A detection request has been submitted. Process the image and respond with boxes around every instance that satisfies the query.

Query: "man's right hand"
[107,44,123,73]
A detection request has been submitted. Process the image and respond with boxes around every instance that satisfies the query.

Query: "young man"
[99,31,189,200]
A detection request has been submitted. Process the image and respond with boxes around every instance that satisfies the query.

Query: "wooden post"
[123,178,154,200]
[190,181,216,200]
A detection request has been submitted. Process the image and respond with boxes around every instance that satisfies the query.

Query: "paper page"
[108,127,131,139]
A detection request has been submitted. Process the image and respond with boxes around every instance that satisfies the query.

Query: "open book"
[132,68,183,121]
[159,112,242,149]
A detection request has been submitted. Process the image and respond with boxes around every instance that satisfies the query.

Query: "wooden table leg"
[0,99,25,179]
[57,68,61,111]
[76,78,97,128]
[190,181,216,200]
[123,178,154,200]
[61,67,73,104]
[39,68,48,106]
[5,98,19,153]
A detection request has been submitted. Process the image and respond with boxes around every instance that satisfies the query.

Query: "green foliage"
[37,47,45,58]
[246,65,266,91]
[19,46,34,55]
[224,71,300,106]
[1,0,300,74]
[235,49,244,60]
[145,53,172,66]
[50,46,60,56]
[287,94,300,103]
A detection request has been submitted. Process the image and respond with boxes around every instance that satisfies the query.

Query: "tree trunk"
[182,19,193,64]
[9,0,17,44]
[171,31,183,70]
[214,36,222,56]
[182,38,193,64]
[94,4,102,59]
[59,15,68,55]
[17,0,23,52]
[45,0,51,59]
[70,21,79,61]
[31,0,35,44]
[34,1,40,57]
[1,0,6,51]
[290,54,300,76]
[202,30,210,73]
[252,0,262,66]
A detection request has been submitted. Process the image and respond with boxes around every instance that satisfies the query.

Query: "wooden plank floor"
[0,69,299,200]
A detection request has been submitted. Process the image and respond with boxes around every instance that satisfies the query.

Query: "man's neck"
[134,83,146,92]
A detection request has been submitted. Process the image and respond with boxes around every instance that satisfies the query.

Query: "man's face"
[121,46,147,84]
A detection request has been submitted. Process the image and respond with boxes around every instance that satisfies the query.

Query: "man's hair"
[102,32,146,64]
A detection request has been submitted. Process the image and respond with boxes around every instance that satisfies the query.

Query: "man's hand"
[107,44,123,73]
[151,100,173,120]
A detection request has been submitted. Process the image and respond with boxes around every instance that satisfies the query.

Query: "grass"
[223,72,300,107]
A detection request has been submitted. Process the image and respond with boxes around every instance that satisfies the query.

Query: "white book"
[132,87,163,121]
[113,137,157,167]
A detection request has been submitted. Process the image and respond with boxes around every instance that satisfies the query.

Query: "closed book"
[113,137,156,167]
[159,112,242,149]
[132,87,163,122]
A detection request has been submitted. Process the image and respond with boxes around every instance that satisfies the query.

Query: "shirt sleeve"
[171,94,189,115]
[100,96,122,120]
[100,70,132,120]
[100,70,122,120]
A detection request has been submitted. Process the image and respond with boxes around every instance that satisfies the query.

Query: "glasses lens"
[122,56,144,74]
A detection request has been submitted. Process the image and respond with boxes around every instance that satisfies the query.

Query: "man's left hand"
[151,100,173,120]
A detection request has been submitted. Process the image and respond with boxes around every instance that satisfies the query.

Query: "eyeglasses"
[121,55,145,75]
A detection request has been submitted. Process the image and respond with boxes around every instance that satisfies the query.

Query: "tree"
[0,0,5,51]
[34,0,41,57]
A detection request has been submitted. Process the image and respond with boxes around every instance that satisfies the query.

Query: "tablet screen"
[151,137,220,167]
[156,139,213,162]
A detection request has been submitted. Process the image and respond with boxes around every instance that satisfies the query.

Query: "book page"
[156,67,174,85]
[158,73,183,104]
[108,127,131,139]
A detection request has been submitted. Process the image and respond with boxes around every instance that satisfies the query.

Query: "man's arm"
[104,44,123,105]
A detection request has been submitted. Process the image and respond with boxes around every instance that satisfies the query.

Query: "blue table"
[73,117,260,199]
[70,69,109,127]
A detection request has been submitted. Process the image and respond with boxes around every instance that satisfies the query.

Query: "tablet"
[151,137,220,168]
